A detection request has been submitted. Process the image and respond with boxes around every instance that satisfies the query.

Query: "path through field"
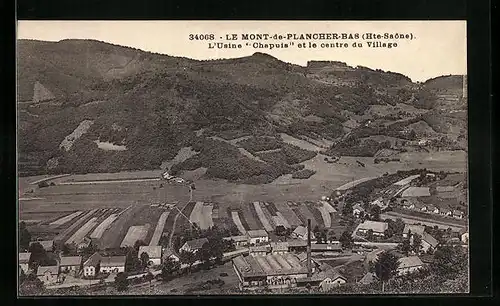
[168,187,193,249]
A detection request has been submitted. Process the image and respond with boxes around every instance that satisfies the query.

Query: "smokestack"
[307,218,312,277]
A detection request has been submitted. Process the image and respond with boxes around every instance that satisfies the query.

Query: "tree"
[19,222,31,251]
[431,245,467,280]
[115,272,129,292]
[62,243,74,256]
[140,252,150,269]
[125,248,141,272]
[180,251,196,273]
[161,257,180,281]
[398,238,411,256]
[339,231,354,250]
[342,202,353,216]
[144,271,154,287]
[134,240,147,251]
[28,242,49,269]
[411,234,422,254]
[370,206,381,221]
[366,229,374,241]
[374,251,399,292]
[384,228,394,239]
[199,243,212,268]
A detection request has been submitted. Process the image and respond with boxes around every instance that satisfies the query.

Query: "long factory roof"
[233,253,308,278]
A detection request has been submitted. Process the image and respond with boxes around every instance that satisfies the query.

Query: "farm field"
[49,211,84,226]
[316,204,332,228]
[120,225,150,248]
[306,203,325,228]
[293,204,318,229]
[149,211,170,246]
[90,209,120,239]
[20,211,71,224]
[54,209,98,245]
[66,216,98,245]
[252,202,274,232]
[176,202,196,233]
[274,202,303,228]
[127,206,164,244]
[99,205,146,249]
[231,211,247,234]
[189,202,214,230]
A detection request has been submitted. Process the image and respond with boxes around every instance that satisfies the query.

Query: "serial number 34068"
[189,34,215,40]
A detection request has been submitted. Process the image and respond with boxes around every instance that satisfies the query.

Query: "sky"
[17,20,467,82]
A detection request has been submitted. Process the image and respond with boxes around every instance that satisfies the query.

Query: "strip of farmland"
[231,211,247,235]
[265,202,279,216]
[66,217,98,245]
[200,204,214,230]
[335,177,377,191]
[189,202,204,229]
[253,202,274,232]
[275,202,303,228]
[320,201,336,213]
[149,211,170,246]
[240,203,260,230]
[99,205,146,249]
[49,211,84,226]
[120,225,150,248]
[54,209,98,244]
[295,205,318,228]
[306,203,325,227]
[316,205,332,228]
[260,202,277,229]
[90,213,119,239]
[275,212,290,228]
[128,206,163,244]
[175,202,196,233]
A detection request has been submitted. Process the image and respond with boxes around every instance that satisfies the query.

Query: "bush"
[291,169,316,179]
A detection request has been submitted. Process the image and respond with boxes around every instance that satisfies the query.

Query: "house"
[396,256,424,276]
[310,243,342,255]
[371,198,386,208]
[249,245,271,256]
[29,240,54,252]
[402,224,425,238]
[358,272,377,285]
[77,237,92,251]
[453,210,464,219]
[291,226,315,241]
[19,252,31,274]
[460,229,469,244]
[37,265,59,285]
[421,232,439,253]
[270,242,289,254]
[99,256,126,274]
[440,208,453,216]
[287,239,307,252]
[179,238,209,253]
[426,204,440,214]
[83,252,101,278]
[355,220,388,237]
[162,248,180,262]
[352,203,365,217]
[138,245,162,266]
[414,202,427,212]
[223,235,248,248]
[318,271,347,291]
[246,230,269,245]
[59,256,82,275]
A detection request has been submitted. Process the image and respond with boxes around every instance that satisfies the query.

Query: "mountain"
[17,39,467,180]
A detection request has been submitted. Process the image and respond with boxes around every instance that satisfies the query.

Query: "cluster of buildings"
[399,198,465,219]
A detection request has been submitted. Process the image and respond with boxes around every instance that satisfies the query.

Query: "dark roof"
[183,238,209,250]
[422,232,439,248]
[100,256,126,267]
[311,243,342,252]
[60,256,82,266]
[19,252,31,263]
[37,265,58,276]
[83,252,101,267]
[358,272,377,284]
[247,230,268,238]
[287,239,307,247]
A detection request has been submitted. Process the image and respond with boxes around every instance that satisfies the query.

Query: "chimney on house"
[307,218,312,277]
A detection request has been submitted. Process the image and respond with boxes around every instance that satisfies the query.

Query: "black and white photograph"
[16,21,469,296]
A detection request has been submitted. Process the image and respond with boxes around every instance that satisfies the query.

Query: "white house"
[180,238,209,253]
[162,248,180,262]
[19,252,31,274]
[356,220,388,237]
[402,224,425,239]
[421,232,439,253]
[460,229,469,244]
[37,265,59,285]
[99,256,126,274]
[440,209,453,217]
[83,252,101,278]
[270,242,289,255]
[249,245,271,256]
[426,204,440,214]
[318,272,347,291]
[396,256,424,276]
[59,256,82,275]
[291,226,314,241]
[246,230,269,245]
[352,203,365,217]
[453,210,464,219]
[138,245,162,266]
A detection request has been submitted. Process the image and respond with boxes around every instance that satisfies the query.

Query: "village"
[18,168,468,294]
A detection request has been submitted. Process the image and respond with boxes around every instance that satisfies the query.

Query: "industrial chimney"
[307,218,312,277]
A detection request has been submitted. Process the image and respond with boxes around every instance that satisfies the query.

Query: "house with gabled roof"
[59,256,82,275]
[83,252,101,278]
[138,245,162,266]
[180,238,209,254]
[453,210,464,219]
[99,256,126,274]
[421,232,439,253]
[396,256,424,276]
[246,230,269,245]
[291,226,315,241]
[355,220,388,237]
[37,265,59,285]
[402,224,425,238]
[19,252,31,274]
[352,203,365,217]
[358,272,377,285]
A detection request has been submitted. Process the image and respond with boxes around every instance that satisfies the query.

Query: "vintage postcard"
[17,21,468,296]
